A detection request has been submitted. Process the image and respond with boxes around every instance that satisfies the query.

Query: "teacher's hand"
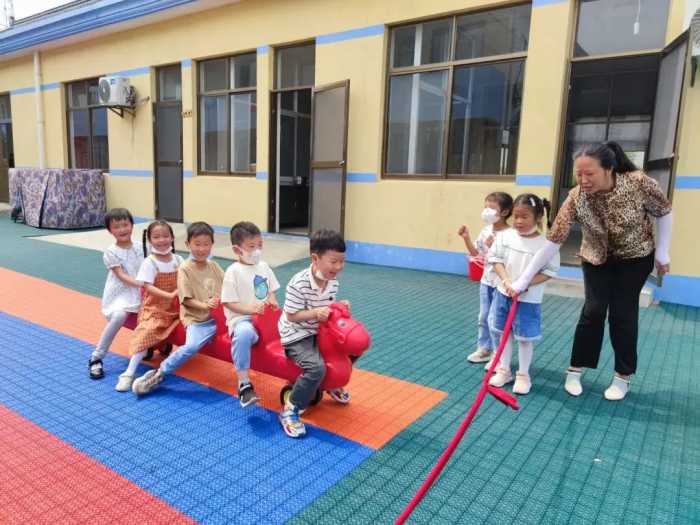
[655,259,670,277]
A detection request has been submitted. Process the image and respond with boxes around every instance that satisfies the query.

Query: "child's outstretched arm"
[224,301,265,315]
[458,225,479,256]
[112,267,141,288]
[529,273,552,286]
[144,283,177,300]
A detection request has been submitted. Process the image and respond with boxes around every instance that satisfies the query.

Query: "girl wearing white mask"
[487,194,560,395]
[221,221,280,408]
[458,192,513,368]
[116,220,183,392]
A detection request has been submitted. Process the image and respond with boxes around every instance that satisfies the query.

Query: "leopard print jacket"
[547,171,672,265]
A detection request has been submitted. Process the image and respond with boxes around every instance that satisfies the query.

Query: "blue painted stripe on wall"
[317,24,384,45]
[40,82,60,91]
[181,59,192,68]
[516,175,553,186]
[346,240,467,276]
[108,169,153,177]
[10,86,35,95]
[0,0,200,56]
[183,170,194,178]
[256,171,269,180]
[533,0,567,6]
[108,66,150,77]
[347,172,378,183]
[674,177,700,189]
[257,46,270,54]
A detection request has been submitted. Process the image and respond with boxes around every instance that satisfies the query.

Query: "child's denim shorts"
[489,291,542,342]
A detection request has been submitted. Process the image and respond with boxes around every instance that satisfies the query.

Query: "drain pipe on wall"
[33,51,46,169]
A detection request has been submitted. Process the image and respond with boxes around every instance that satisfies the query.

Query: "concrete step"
[546,277,655,308]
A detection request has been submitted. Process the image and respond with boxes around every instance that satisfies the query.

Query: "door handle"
[339,160,345,166]
[178,160,183,166]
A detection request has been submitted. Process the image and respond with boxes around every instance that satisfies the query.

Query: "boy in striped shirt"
[278,229,350,438]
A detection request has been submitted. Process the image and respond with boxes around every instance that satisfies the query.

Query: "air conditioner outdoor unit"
[98,76,135,107]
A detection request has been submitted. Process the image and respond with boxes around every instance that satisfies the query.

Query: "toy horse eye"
[338,320,346,328]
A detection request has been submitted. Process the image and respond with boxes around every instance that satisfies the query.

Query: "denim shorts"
[489,291,542,342]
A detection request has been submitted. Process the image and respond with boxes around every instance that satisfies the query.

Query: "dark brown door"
[309,79,350,234]
[154,65,183,222]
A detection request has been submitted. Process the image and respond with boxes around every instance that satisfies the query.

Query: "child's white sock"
[124,351,146,376]
[518,340,534,376]
[237,369,250,386]
[498,335,514,370]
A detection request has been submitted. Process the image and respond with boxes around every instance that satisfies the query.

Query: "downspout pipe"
[33,51,46,169]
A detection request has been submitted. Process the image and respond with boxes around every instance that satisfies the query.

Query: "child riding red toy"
[125,301,370,405]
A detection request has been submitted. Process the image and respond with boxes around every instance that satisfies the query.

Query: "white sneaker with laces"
[565,369,583,396]
[467,348,492,363]
[604,375,630,401]
[512,372,531,395]
[488,368,513,387]
[115,373,134,392]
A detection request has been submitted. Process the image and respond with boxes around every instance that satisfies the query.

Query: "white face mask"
[189,253,212,262]
[150,245,172,255]
[313,267,329,282]
[240,248,262,265]
[519,226,539,236]
[481,208,500,224]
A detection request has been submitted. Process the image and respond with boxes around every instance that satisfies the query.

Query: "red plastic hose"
[395,297,520,524]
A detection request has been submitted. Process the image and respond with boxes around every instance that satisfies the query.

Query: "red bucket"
[468,255,484,282]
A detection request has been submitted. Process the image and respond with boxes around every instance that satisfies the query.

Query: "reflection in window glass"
[70,109,90,169]
[231,53,256,89]
[386,71,448,175]
[391,18,452,68]
[159,66,181,101]
[447,61,524,176]
[455,4,531,60]
[67,79,109,169]
[276,44,315,89]
[575,0,670,57]
[200,58,228,91]
[230,92,257,172]
[200,96,228,171]
[91,108,109,170]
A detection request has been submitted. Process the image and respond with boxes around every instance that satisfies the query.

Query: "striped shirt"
[278,266,340,345]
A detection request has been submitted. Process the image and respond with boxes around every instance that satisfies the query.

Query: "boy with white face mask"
[221,221,280,407]
[458,192,513,368]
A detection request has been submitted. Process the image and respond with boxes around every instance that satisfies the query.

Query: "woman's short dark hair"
[310,229,346,255]
[104,208,133,230]
[230,221,261,246]
[187,221,215,242]
[485,192,514,219]
[574,141,638,174]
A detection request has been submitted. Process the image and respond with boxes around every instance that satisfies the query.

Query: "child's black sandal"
[88,359,104,380]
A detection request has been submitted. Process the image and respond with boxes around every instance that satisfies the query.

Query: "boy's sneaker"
[488,368,514,388]
[88,359,104,380]
[132,369,165,396]
[512,372,532,395]
[238,382,260,408]
[115,373,134,392]
[483,354,496,371]
[279,404,306,438]
[468,348,492,364]
[328,387,351,404]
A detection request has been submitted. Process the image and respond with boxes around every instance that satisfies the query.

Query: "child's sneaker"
[488,367,513,387]
[564,368,583,396]
[115,373,134,392]
[604,375,630,401]
[512,372,531,395]
[132,369,165,396]
[467,348,492,364]
[328,387,351,404]
[88,359,104,380]
[279,404,306,438]
[483,354,496,371]
[238,382,260,408]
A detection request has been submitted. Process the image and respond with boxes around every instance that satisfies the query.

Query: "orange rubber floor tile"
[0,405,195,525]
[0,267,447,449]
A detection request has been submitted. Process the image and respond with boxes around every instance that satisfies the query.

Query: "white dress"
[101,243,144,317]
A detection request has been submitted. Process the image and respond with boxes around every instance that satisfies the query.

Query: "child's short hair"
[104,208,133,230]
[310,229,346,255]
[230,221,261,246]
[187,221,215,242]
[485,192,514,219]
[513,194,552,228]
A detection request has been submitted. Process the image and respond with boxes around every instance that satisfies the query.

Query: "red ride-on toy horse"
[125,302,371,406]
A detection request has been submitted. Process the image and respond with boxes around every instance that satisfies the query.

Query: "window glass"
[455,4,531,60]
